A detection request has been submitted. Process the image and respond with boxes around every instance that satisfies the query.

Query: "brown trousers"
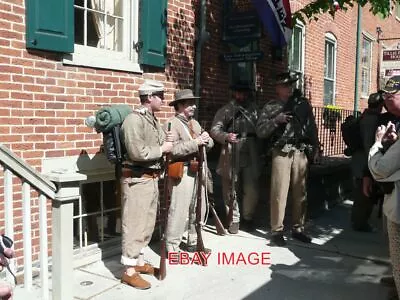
[120,176,159,266]
[270,148,308,233]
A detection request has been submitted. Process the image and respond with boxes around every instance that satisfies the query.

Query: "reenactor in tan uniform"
[211,85,260,234]
[256,72,319,247]
[164,89,214,253]
[120,79,173,289]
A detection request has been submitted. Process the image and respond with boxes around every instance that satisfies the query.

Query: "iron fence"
[312,106,359,157]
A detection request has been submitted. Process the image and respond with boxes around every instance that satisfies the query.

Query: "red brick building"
[0,0,400,269]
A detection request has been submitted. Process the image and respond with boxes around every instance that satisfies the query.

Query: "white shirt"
[368,139,400,224]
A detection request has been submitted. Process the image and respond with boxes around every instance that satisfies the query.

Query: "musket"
[226,105,238,229]
[195,144,208,265]
[208,195,226,236]
[158,122,171,280]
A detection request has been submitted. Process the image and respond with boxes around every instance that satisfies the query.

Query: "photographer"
[369,76,400,300]
[256,72,319,247]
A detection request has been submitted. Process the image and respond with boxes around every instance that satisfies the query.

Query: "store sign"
[223,12,261,41]
[385,69,400,76]
[383,50,400,61]
[221,51,264,62]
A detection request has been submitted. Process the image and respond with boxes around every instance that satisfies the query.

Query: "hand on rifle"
[196,131,211,145]
[161,132,174,153]
[226,133,238,144]
[274,112,292,124]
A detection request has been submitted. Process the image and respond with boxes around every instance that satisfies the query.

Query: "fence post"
[47,172,87,300]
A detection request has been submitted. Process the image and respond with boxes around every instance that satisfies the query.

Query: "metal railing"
[312,106,358,157]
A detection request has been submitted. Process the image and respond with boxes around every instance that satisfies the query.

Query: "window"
[288,24,305,91]
[361,35,372,97]
[324,33,337,105]
[65,0,140,72]
[74,180,121,249]
[26,0,167,70]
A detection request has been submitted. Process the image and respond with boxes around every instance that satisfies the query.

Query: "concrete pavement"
[14,201,392,299]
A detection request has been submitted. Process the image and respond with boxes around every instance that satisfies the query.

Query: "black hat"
[230,85,253,92]
[382,76,400,94]
[275,72,299,85]
[367,92,384,106]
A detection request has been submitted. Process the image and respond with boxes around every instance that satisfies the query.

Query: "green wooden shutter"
[26,0,74,53]
[139,0,167,67]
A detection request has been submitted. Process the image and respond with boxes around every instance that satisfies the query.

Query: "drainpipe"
[194,0,207,119]
[354,4,362,113]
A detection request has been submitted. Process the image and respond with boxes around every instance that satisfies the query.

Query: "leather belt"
[121,168,161,179]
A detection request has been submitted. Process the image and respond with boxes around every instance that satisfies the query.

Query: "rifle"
[226,106,238,229]
[195,145,208,265]
[158,122,171,280]
[208,195,226,235]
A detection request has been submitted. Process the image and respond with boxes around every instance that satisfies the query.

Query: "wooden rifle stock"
[195,145,208,265]
[208,197,225,235]
[158,122,171,280]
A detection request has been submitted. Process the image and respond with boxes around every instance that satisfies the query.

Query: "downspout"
[353,4,362,113]
[194,0,207,119]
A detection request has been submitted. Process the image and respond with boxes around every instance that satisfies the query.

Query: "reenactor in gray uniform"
[164,89,214,253]
[257,72,319,247]
[211,86,260,234]
[120,80,173,289]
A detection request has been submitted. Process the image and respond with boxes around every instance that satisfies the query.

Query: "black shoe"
[380,275,396,287]
[271,233,286,247]
[228,222,239,234]
[241,219,256,232]
[185,245,211,254]
[352,224,375,233]
[292,231,312,243]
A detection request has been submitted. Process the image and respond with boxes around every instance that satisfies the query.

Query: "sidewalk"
[15,201,392,300]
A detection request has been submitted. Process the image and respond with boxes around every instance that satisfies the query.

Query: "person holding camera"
[163,89,214,253]
[256,72,319,247]
[211,85,260,234]
[369,76,400,300]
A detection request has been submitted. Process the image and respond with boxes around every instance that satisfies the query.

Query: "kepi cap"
[138,79,164,96]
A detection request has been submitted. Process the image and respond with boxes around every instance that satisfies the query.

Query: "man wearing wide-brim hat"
[210,84,261,234]
[256,71,319,247]
[163,89,214,253]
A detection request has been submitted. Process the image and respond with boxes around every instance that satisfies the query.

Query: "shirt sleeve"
[256,102,280,139]
[368,139,400,182]
[123,114,162,162]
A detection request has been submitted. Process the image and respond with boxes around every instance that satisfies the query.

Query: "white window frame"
[324,32,337,105]
[361,33,373,98]
[63,0,142,73]
[288,22,305,91]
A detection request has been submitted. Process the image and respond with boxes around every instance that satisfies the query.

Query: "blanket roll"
[95,104,133,133]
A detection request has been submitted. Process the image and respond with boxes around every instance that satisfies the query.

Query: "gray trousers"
[120,176,158,266]
[270,148,308,233]
[387,219,400,297]
[165,166,197,252]
[222,165,259,223]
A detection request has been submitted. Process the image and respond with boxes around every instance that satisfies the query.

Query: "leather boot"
[121,272,151,290]
[134,263,157,276]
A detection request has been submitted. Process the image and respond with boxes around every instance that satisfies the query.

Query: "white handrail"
[0,144,56,198]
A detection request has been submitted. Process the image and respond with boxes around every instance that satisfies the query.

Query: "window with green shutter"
[26,0,74,53]
[139,0,167,68]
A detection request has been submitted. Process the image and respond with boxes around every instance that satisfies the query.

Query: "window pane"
[324,79,334,105]
[74,0,124,51]
[288,26,302,72]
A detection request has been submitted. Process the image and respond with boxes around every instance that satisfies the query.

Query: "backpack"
[341,114,363,156]
[94,105,132,174]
